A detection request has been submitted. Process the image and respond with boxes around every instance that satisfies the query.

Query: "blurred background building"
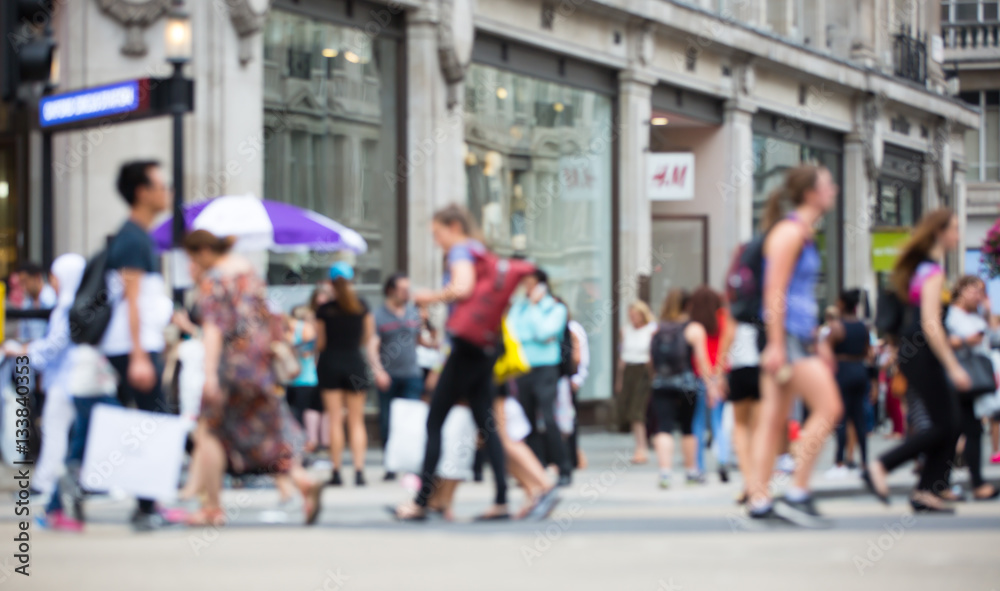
[0,0,984,417]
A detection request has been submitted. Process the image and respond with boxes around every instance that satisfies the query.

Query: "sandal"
[387,503,427,522]
[185,507,226,527]
[303,482,324,526]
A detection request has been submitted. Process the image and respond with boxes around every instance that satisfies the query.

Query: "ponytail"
[760,165,822,233]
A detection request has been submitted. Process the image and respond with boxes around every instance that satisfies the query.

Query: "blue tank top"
[762,217,821,341]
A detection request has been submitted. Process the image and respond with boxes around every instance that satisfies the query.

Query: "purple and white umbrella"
[151,195,367,254]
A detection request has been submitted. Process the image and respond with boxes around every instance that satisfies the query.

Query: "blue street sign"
[39,79,144,128]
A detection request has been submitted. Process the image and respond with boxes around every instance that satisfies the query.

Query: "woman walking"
[183,230,322,526]
[943,275,999,500]
[719,307,761,504]
[649,289,720,489]
[315,262,376,487]
[824,289,873,477]
[866,209,970,513]
[393,204,510,521]
[746,164,843,527]
[616,301,658,464]
[688,286,731,482]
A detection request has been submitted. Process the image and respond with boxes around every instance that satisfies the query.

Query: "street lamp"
[166,1,191,305]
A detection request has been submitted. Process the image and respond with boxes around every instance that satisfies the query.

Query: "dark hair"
[116,160,161,206]
[952,275,984,303]
[530,268,549,285]
[182,229,236,255]
[383,272,408,297]
[838,289,861,315]
[891,208,955,300]
[333,276,363,315]
[16,262,44,277]
[308,287,326,311]
[553,295,572,323]
[688,285,721,336]
[432,204,479,238]
[761,164,824,232]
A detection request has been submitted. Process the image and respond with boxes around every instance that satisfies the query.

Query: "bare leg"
[790,359,843,491]
[196,428,226,512]
[632,421,649,463]
[846,422,857,466]
[681,435,698,472]
[274,474,296,503]
[323,390,345,471]
[427,479,460,520]
[991,420,1000,455]
[179,430,204,500]
[345,392,368,472]
[652,433,674,473]
[748,373,796,506]
[303,410,321,453]
[731,400,759,492]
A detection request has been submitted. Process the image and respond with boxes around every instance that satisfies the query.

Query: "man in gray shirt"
[370,273,424,480]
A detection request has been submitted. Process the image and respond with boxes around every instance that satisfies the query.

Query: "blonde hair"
[629,301,656,325]
[659,289,687,322]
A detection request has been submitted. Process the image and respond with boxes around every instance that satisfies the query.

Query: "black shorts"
[727,367,761,402]
[317,350,369,391]
[286,385,323,413]
[651,387,697,435]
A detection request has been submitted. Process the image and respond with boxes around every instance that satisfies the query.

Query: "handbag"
[953,347,997,400]
[493,319,531,384]
[271,341,301,385]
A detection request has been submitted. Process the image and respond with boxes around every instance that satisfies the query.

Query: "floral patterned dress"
[198,268,304,474]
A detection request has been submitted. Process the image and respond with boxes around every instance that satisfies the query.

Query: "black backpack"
[68,248,113,345]
[558,323,578,378]
[650,321,690,377]
[726,235,766,324]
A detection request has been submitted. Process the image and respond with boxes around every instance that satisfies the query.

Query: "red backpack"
[446,246,535,349]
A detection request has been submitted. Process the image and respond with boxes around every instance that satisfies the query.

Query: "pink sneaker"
[990,451,1000,464]
[47,510,84,533]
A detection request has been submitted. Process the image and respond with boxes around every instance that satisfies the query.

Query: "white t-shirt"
[621,321,657,364]
[728,323,760,369]
[945,305,990,355]
[100,272,172,356]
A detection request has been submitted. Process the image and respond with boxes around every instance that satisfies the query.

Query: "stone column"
[722,99,756,247]
[618,69,655,315]
[806,0,827,49]
[850,0,877,67]
[925,0,946,93]
[843,133,876,305]
[953,160,968,275]
[405,7,467,291]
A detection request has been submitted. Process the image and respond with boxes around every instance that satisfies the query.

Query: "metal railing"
[942,21,1000,49]
[893,27,928,85]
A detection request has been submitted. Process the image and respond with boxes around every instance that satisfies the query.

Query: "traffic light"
[2,0,57,102]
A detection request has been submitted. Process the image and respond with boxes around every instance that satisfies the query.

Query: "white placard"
[80,406,188,502]
[648,152,695,201]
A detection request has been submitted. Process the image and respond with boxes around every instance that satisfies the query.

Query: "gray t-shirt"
[375,303,422,378]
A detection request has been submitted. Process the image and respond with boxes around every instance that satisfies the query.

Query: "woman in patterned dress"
[183,230,323,525]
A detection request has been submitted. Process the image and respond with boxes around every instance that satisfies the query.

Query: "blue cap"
[329,261,354,281]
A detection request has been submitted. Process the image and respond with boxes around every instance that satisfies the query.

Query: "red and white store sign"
[648,152,695,201]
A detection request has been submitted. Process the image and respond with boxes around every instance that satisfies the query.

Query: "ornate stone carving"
[226,0,270,66]
[859,92,885,229]
[96,0,172,57]
[437,0,474,111]
[933,117,954,201]
[736,62,755,96]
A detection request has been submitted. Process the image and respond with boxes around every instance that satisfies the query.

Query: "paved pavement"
[2,432,999,591]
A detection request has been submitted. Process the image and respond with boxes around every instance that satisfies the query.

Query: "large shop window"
[262,8,400,300]
[876,146,923,228]
[960,90,1000,182]
[464,62,614,402]
[751,126,843,312]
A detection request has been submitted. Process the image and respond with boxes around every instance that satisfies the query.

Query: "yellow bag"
[494,319,531,384]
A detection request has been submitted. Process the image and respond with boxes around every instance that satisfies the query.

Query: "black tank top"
[834,319,868,357]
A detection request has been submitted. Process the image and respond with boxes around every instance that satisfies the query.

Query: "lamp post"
[166,1,192,305]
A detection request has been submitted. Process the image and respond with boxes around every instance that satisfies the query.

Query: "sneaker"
[658,476,671,490]
[747,505,797,527]
[384,471,397,482]
[130,510,166,532]
[355,471,366,487]
[991,451,1000,464]
[58,471,85,523]
[824,465,849,480]
[527,487,561,520]
[718,468,729,483]
[773,497,832,529]
[776,454,796,474]
[556,474,572,488]
[47,510,84,533]
[328,470,342,486]
[686,472,705,485]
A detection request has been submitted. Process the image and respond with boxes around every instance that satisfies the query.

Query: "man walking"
[370,272,424,481]
[507,269,571,486]
[101,160,174,531]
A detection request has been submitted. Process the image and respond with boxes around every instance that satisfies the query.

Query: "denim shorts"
[757,331,813,365]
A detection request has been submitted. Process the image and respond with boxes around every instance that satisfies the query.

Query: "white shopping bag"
[80,405,188,502]
[384,399,428,474]
[555,377,576,436]
[383,398,478,480]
